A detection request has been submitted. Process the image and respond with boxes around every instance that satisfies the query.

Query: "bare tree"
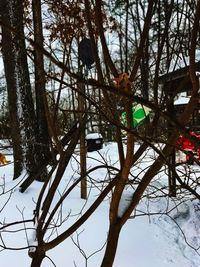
[0,0,200,267]
[0,0,45,179]
[32,0,52,177]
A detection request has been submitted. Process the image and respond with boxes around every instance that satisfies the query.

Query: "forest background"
[0,0,200,266]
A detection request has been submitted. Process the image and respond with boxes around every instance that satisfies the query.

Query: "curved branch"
[129,0,156,82]
[44,173,120,251]
[42,165,119,232]
[95,0,118,77]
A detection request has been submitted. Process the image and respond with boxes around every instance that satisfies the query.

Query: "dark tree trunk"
[0,0,43,178]
[32,0,52,181]
[30,248,45,267]
[0,0,24,178]
[101,222,122,267]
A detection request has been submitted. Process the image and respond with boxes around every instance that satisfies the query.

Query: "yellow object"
[0,153,10,165]
[114,73,132,91]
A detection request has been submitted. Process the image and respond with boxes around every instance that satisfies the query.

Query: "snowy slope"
[0,143,200,267]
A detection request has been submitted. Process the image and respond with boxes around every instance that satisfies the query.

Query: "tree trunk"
[32,0,52,181]
[101,222,122,267]
[30,248,45,267]
[78,74,87,199]
[0,0,24,178]
[0,0,43,178]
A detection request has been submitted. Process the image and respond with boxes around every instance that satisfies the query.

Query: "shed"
[158,63,200,196]
[159,63,200,131]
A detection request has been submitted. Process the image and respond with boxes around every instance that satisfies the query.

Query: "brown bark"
[95,0,118,78]
[85,0,125,166]
[0,0,40,178]
[32,0,52,181]
[30,247,45,267]
[100,222,122,267]
[129,0,155,82]
[78,77,87,199]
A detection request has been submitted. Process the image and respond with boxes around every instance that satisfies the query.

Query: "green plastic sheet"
[121,103,152,128]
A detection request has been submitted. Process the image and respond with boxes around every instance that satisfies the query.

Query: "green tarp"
[121,103,152,128]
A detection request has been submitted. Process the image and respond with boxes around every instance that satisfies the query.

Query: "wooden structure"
[159,64,200,196]
[160,64,200,131]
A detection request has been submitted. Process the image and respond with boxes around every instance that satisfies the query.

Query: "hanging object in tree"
[0,152,11,165]
[114,72,132,91]
[121,103,152,128]
[78,38,95,70]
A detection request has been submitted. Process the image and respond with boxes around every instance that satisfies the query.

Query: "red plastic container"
[177,132,200,163]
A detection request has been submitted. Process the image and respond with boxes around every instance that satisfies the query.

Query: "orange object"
[114,73,132,91]
[0,153,10,165]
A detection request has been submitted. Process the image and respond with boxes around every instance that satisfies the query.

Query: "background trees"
[0,0,200,266]
[0,0,43,179]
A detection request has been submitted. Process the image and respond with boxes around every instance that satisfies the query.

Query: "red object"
[177,132,200,162]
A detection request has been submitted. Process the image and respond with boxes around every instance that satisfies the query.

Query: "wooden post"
[78,70,87,199]
[168,149,176,197]
[168,89,176,197]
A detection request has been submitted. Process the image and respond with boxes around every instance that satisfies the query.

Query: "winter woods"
[0,0,200,266]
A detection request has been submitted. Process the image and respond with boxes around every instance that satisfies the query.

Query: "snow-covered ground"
[0,142,200,267]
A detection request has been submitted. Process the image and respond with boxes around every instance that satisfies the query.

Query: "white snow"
[174,92,190,105]
[86,133,103,139]
[0,142,200,267]
[0,57,3,73]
